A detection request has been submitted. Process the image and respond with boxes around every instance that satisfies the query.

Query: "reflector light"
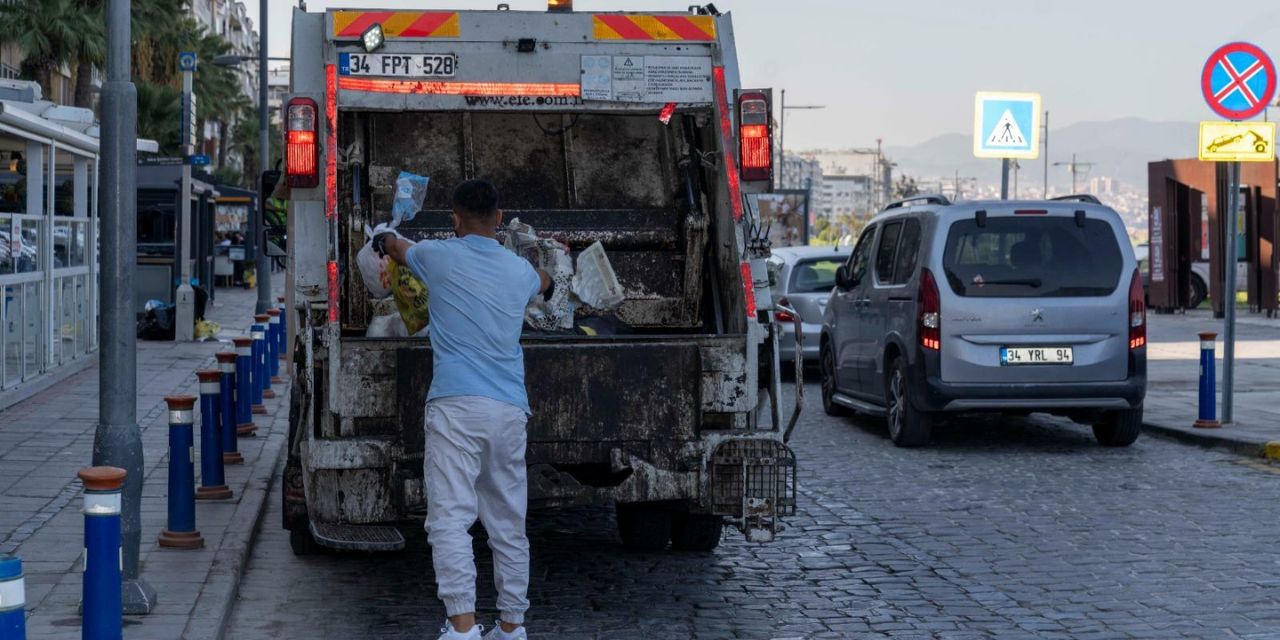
[741,262,757,319]
[328,261,339,324]
[919,268,941,351]
[775,297,794,322]
[712,66,743,220]
[737,92,772,182]
[284,98,319,188]
[337,77,580,97]
[326,65,337,220]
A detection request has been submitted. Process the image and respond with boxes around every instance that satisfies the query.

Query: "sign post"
[1199,41,1278,424]
[175,51,198,342]
[973,92,1041,200]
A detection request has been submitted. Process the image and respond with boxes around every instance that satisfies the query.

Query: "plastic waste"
[356,224,394,299]
[392,171,429,225]
[388,260,430,335]
[572,241,625,310]
[366,313,409,338]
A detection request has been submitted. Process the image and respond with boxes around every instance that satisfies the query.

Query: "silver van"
[767,245,852,365]
[819,195,1147,448]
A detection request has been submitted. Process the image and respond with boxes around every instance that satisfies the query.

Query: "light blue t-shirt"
[404,235,541,414]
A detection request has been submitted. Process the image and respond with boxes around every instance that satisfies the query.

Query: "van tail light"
[738,91,772,182]
[285,97,319,188]
[1128,269,1146,350]
[775,297,795,322]
[919,268,940,351]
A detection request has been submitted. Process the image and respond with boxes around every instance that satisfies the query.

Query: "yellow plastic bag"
[387,261,430,335]
[194,319,221,339]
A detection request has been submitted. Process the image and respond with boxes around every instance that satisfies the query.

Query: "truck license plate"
[340,53,457,78]
[1000,346,1073,365]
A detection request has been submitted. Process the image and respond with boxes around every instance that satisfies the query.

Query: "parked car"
[820,195,1147,448]
[767,245,851,365]
[1134,242,1245,310]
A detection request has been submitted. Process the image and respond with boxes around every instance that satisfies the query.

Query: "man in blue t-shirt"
[374,180,550,640]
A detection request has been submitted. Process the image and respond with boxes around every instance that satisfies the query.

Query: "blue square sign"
[973,92,1041,159]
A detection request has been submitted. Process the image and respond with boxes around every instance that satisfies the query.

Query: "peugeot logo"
[1031,308,1044,322]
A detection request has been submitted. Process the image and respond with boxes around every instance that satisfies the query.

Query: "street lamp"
[777,88,824,188]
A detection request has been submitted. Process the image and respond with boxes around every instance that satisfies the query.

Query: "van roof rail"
[1049,194,1101,205]
[882,194,951,211]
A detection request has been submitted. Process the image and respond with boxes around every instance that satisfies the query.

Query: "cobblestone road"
[228,384,1280,639]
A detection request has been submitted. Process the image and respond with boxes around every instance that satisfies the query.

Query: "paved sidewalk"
[1143,309,1280,456]
[0,282,290,639]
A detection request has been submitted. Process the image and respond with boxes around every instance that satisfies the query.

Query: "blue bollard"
[267,309,283,384]
[216,351,245,462]
[0,555,24,640]
[276,297,288,363]
[251,318,271,409]
[79,466,125,640]
[1194,332,1221,429]
[195,371,232,500]
[232,338,258,436]
[158,396,204,549]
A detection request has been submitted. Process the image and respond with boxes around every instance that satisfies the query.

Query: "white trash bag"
[356,224,393,299]
[573,241,625,310]
[365,313,408,338]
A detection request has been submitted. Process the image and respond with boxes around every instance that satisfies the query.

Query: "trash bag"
[392,171,429,225]
[573,241,625,310]
[388,260,430,335]
[366,313,409,338]
[137,302,176,340]
[194,319,221,340]
[504,218,575,331]
[356,224,393,299]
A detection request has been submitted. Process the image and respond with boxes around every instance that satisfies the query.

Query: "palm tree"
[136,82,181,155]
[72,0,107,109]
[0,0,104,103]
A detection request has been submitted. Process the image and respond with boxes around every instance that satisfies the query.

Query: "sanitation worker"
[374,180,551,640]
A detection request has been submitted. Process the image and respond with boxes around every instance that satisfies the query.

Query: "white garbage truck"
[280,3,802,554]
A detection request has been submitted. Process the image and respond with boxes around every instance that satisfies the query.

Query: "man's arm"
[373,233,414,266]
[536,269,552,295]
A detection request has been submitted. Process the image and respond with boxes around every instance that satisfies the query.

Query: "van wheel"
[615,503,672,551]
[1189,275,1207,309]
[1093,406,1143,447]
[820,344,849,416]
[670,513,723,552]
[886,357,932,447]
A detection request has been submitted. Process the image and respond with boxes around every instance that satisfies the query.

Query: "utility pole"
[175,53,197,341]
[1000,158,1010,200]
[255,0,272,313]
[1054,153,1094,194]
[1012,159,1020,199]
[96,0,156,614]
[777,88,824,190]
[1042,110,1049,198]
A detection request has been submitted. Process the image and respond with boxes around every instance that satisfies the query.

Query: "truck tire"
[886,357,932,448]
[820,343,850,416]
[615,503,671,552]
[1189,275,1207,310]
[670,513,723,552]
[1093,406,1142,447]
[290,519,323,556]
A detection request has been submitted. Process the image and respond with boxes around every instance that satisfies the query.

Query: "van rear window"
[942,217,1123,297]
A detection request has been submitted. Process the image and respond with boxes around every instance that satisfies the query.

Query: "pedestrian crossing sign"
[973,92,1041,159]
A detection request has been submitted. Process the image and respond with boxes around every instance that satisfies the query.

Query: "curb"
[1141,420,1268,458]
[181,402,288,640]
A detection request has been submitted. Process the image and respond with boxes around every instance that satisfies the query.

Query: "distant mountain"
[880,118,1199,192]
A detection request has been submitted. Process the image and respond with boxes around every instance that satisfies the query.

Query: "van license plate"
[1000,346,1073,365]
[340,53,457,78]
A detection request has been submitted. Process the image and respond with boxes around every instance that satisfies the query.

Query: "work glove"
[369,222,404,258]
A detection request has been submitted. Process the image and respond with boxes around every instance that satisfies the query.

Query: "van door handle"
[855,297,872,308]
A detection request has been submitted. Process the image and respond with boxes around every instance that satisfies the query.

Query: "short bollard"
[79,466,125,640]
[267,309,284,384]
[158,396,204,549]
[216,351,245,462]
[251,317,272,408]
[1194,332,1221,429]
[232,338,258,436]
[276,297,288,361]
[195,371,232,500]
[0,555,25,640]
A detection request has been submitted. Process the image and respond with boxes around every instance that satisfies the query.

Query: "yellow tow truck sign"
[1199,121,1276,162]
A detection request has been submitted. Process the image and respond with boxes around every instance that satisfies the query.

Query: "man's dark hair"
[452,180,500,220]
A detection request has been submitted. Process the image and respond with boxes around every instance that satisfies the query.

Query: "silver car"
[768,245,851,365]
[820,195,1147,448]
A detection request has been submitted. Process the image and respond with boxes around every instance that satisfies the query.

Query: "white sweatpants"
[424,395,531,625]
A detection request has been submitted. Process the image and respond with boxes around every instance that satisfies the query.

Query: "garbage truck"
[281,3,802,554]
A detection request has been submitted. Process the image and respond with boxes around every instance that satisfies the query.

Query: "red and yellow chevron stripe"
[332,11,460,39]
[592,14,716,41]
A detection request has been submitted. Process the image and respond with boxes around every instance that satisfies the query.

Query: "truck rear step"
[309,522,405,551]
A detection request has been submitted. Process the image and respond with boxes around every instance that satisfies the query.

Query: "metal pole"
[1042,110,1049,199]
[1000,158,1010,200]
[1222,161,1240,423]
[175,67,195,341]
[94,0,155,614]
[255,3,272,314]
[778,88,785,190]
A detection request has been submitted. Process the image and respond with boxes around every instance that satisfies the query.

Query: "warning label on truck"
[580,55,713,103]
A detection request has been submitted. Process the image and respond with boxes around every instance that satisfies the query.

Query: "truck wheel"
[290,519,323,556]
[670,513,723,552]
[820,344,849,416]
[1189,275,1207,309]
[1093,406,1142,447]
[615,503,672,551]
[886,357,932,448]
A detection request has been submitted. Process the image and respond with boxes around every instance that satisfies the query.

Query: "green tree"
[136,82,181,154]
[0,0,104,103]
[229,104,281,186]
[72,0,107,109]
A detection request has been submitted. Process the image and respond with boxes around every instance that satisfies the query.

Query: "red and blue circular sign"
[1202,42,1276,121]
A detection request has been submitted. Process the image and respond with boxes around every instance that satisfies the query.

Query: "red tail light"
[775,296,795,322]
[919,268,940,351]
[1128,269,1145,350]
[738,92,772,182]
[741,262,757,319]
[285,97,319,188]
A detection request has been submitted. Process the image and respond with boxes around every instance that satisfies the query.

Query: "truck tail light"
[285,97,319,188]
[738,91,771,182]
[775,297,794,322]
[919,268,940,351]
[1128,269,1145,350]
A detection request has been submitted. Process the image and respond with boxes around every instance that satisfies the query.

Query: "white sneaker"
[482,622,527,640]
[436,621,483,640]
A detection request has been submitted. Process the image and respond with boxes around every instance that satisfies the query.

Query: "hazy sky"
[241,0,1280,149]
